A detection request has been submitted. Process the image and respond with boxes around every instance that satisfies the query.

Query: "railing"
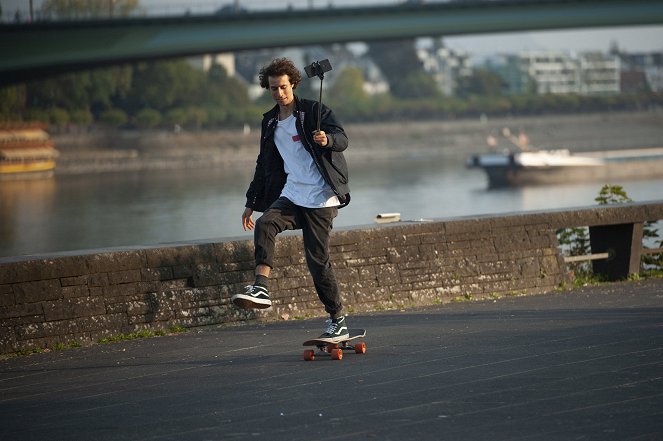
[4,0,436,22]
[552,203,663,280]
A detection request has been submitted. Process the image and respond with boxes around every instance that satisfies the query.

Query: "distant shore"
[52,110,663,174]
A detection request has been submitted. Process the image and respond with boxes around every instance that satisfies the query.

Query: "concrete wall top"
[2,201,662,266]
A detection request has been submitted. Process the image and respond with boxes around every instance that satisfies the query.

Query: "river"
[2,151,662,258]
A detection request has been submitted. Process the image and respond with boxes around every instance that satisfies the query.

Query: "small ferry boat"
[0,123,59,180]
[467,128,663,188]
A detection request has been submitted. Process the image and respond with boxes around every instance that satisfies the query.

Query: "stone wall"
[1,201,662,355]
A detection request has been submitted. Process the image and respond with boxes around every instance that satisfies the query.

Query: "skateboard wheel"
[304,350,315,361]
[354,342,366,354]
[331,348,343,360]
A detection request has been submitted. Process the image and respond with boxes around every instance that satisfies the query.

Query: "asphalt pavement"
[1,278,662,441]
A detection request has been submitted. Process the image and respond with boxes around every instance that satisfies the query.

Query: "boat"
[0,123,59,180]
[467,128,663,188]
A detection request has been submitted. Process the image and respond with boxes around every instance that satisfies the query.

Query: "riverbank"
[51,110,663,174]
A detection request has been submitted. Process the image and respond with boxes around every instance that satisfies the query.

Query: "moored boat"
[0,123,59,180]
[467,128,663,188]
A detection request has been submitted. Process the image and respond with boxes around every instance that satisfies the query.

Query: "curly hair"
[258,57,302,90]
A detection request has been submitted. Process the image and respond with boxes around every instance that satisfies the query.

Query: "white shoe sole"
[231,294,272,309]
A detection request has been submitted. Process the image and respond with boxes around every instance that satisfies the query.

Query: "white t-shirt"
[274,114,340,208]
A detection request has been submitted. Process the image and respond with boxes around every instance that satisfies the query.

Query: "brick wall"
[2,202,661,355]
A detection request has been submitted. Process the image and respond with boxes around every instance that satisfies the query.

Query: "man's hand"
[312,130,328,147]
[242,207,255,231]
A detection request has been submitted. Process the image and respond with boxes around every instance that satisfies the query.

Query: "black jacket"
[245,95,350,212]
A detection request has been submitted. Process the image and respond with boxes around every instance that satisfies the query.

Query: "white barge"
[468,147,663,188]
[467,126,663,188]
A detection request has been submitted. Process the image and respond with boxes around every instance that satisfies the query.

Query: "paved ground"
[1,278,662,441]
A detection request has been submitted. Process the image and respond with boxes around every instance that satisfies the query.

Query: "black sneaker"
[317,316,350,343]
[231,284,272,309]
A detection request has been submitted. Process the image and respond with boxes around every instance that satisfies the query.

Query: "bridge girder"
[1,0,663,85]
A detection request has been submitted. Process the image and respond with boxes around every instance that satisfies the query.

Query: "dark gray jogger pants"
[254,197,342,316]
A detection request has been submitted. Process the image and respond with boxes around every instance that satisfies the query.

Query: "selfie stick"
[316,70,325,133]
[306,60,332,133]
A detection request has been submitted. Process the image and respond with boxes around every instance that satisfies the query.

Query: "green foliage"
[2,50,663,129]
[558,184,662,279]
[23,108,50,122]
[595,184,633,205]
[557,226,591,275]
[0,84,26,116]
[367,39,425,98]
[48,107,70,128]
[594,184,660,269]
[99,108,128,126]
[402,71,440,99]
[133,108,162,129]
[327,67,371,119]
[126,60,206,112]
[70,109,94,125]
[182,106,208,129]
[457,68,505,98]
[98,325,187,344]
[163,108,187,127]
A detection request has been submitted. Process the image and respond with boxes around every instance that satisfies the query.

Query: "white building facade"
[519,51,620,95]
[417,40,472,96]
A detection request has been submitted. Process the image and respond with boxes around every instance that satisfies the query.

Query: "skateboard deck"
[303,328,366,361]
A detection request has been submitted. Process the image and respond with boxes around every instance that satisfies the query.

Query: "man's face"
[268,75,295,107]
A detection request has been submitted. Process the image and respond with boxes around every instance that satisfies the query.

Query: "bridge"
[2,0,663,85]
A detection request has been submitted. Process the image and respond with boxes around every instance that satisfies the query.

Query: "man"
[231,58,351,343]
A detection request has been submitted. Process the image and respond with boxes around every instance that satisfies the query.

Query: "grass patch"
[98,325,187,345]
[641,268,663,279]
[451,293,474,303]
[570,272,607,288]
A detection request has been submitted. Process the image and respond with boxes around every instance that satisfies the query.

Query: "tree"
[88,66,133,114]
[457,69,504,98]
[367,39,425,98]
[126,60,206,113]
[133,108,161,129]
[401,71,439,99]
[99,108,128,126]
[0,84,26,119]
[327,67,370,119]
[207,63,249,108]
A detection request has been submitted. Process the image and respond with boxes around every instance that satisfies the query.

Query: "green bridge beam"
[2,0,663,84]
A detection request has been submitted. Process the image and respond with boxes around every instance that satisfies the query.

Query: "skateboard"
[302,328,366,361]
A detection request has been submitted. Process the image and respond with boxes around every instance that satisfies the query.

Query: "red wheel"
[354,342,366,354]
[304,349,315,361]
[331,348,343,360]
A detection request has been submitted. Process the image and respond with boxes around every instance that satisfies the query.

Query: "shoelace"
[244,285,256,294]
[324,318,336,335]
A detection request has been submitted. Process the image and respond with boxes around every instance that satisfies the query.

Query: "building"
[578,52,620,95]
[481,54,528,94]
[519,51,580,94]
[519,51,620,96]
[187,53,236,75]
[619,52,663,92]
[417,39,472,96]
[233,45,390,100]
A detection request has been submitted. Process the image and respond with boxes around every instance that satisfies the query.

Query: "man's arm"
[318,103,348,152]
